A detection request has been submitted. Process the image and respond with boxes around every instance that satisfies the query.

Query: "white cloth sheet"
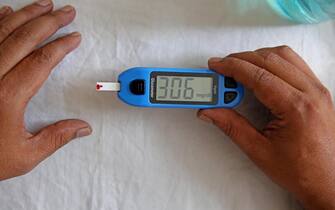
[0,0,334,209]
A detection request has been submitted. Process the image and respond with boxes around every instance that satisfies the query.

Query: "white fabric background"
[0,0,334,209]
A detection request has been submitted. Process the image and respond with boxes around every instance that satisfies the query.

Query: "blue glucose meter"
[97,67,244,109]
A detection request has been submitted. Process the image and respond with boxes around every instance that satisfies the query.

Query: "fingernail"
[35,0,52,7]
[76,127,92,138]
[0,6,11,15]
[198,114,214,124]
[70,32,81,37]
[60,5,74,12]
[209,57,223,63]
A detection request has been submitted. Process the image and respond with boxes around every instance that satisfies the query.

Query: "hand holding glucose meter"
[96,67,244,109]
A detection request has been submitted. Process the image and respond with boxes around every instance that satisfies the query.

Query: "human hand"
[198,46,335,210]
[0,0,91,181]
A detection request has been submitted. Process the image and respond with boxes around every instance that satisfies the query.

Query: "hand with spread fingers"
[0,0,92,181]
[199,46,335,210]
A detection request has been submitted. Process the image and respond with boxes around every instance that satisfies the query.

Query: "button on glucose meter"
[130,80,145,95]
[96,67,244,109]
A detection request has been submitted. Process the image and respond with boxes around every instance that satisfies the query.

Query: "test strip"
[96,82,120,92]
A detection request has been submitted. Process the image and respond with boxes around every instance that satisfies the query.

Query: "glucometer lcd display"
[150,72,218,105]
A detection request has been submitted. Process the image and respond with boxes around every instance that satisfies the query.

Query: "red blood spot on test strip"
[96,84,103,90]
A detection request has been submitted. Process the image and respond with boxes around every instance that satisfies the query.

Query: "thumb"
[30,119,92,160]
[198,109,272,162]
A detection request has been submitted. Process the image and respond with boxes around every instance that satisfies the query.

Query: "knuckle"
[20,7,34,18]
[284,90,301,110]
[227,52,241,58]
[0,22,13,38]
[21,3,46,15]
[231,59,243,71]
[292,94,317,116]
[10,28,35,44]
[50,132,69,151]
[263,52,279,63]
[225,56,239,65]
[276,45,293,54]
[226,57,245,72]
[253,67,273,85]
[33,48,54,64]
[216,121,237,139]
[317,84,332,101]
[44,14,62,28]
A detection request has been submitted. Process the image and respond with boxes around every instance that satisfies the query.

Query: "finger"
[0,0,53,43]
[256,46,320,82]
[3,32,81,106]
[29,119,92,162]
[0,6,13,21]
[0,5,76,78]
[198,109,272,164]
[228,50,313,92]
[209,57,300,116]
